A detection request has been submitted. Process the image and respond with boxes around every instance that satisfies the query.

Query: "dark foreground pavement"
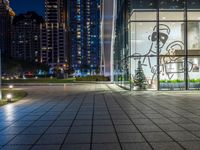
[0,84,200,150]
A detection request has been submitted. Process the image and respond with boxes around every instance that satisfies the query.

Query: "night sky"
[10,0,44,16]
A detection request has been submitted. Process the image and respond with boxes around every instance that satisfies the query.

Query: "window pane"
[130,57,157,90]
[187,22,200,55]
[160,22,185,56]
[130,10,157,21]
[188,0,200,21]
[188,11,200,21]
[188,56,200,89]
[188,0,200,9]
[160,56,185,90]
[159,0,186,9]
[159,11,184,21]
[130,22,157,55]
[131,0,157,9]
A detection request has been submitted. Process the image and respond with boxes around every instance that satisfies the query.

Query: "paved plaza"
[0,84,200,150]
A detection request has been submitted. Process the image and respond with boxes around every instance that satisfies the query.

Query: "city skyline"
[4,0,103,77]
[9,0,114,77]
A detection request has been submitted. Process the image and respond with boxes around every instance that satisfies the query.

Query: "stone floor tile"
[151,142,184,150]
[0,145,31,150]
[113,119,132,125]
[145,114,164,119]
[179,141,200,150]
[158,124,185,131]
[136,124,162,132]
[129,114,147,119]
[143,132,173,142]
[122,143,152,150]
[151,118,173,124]
[93,133,118,143]
[61,144,90,150]
[0,135,16,145]
[52,120,73,127]
[65,134,91,144]
[169,118,193,124]
[118,133,145,143]
[70,126,91,133]
[10,121,34,127]
[21,115,40,121]
[73,120,92,126]
[45,126,69,134]
[92,143,121,150]
[93,120,112,126]
[179,124,200,131]
[167,131,200,141]
[37,134,65,145]
[9,135,40,144]
[76,115,92,119]
[93,115,110,120]
[116,125,139,133]
[0,127,26,135]
[31,121,53,127]
[131,118,154,125]
[93,125,115,133]
[31,145,60,150]
[22,127,47,134]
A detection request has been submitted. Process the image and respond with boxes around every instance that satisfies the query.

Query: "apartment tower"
[41,0,70,69]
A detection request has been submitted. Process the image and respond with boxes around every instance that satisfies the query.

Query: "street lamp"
[0,49,2,100]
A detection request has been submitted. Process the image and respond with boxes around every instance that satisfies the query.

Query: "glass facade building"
[114,0,200,90]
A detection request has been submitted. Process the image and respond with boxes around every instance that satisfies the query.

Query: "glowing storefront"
[114,0,200,90]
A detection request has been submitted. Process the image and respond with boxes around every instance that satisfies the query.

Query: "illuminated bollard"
[6,94,12,102]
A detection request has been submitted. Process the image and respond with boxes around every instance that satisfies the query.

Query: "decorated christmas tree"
[133,60,147,90]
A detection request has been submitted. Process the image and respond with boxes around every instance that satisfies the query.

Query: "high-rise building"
[0,0,15,56]
[41,0,70,69]
[69,0,100,76]
[11,11,43,62]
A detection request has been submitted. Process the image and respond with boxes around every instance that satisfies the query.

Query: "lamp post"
[0,49,2,100]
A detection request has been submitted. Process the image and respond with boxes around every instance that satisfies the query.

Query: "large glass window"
[114,0,200,90]
[129,10,186,90]
[130,20,158,90]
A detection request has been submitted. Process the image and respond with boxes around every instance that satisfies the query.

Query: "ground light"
[6,93,12,102]
[9,85,14,89]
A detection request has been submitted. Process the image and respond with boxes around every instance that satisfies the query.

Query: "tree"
[133,60,147,90]
[2,56,22,75]
[67,67,75,75]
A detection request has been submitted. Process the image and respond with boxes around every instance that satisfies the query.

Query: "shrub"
[76,75,110,81]
[160,79,200,83]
